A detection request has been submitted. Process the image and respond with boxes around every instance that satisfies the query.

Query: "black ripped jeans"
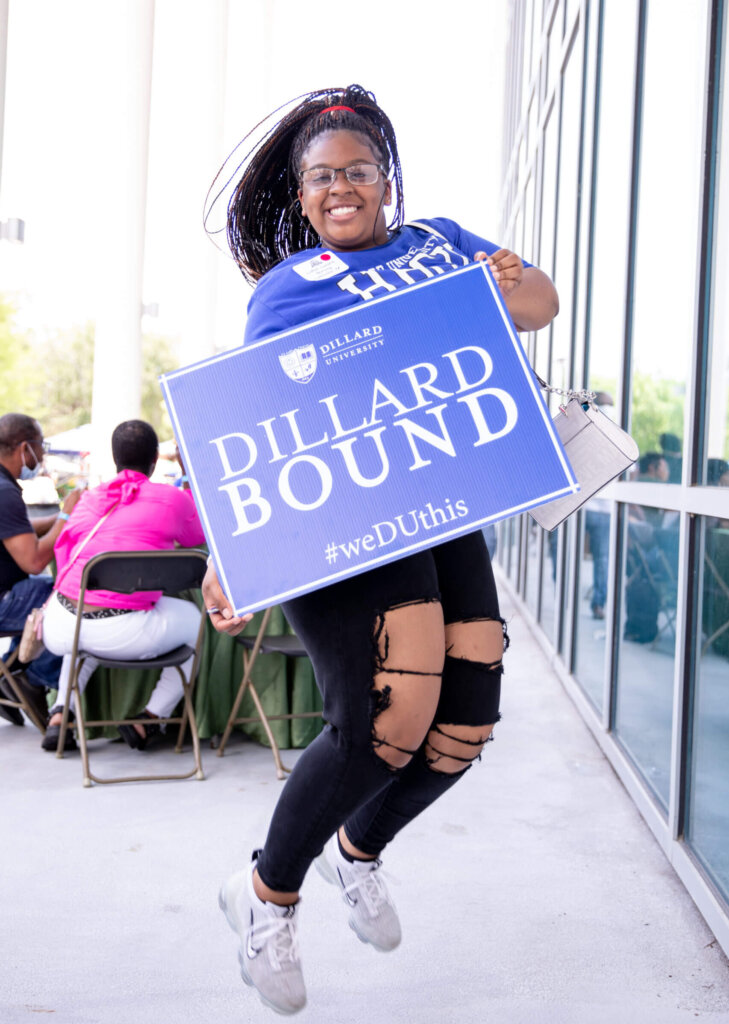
[254,531,505,894]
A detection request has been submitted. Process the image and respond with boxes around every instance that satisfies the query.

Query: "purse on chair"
[18,608,45,662]
[529,377,639,532]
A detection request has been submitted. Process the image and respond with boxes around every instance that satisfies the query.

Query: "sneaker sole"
[218,886,305,1016]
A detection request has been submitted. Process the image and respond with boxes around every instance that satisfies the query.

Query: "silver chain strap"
[535,373,596,405]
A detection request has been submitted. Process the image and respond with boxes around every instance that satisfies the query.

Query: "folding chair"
[702,529,729,656]
[215,607,321,779]
[0,630,49,732]
[55,549,208,787]
[625,528,678,646]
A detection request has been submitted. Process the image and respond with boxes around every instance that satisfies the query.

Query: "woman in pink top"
[42,420,205,753]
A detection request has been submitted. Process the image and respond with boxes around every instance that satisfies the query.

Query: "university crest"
[279,344,317,383]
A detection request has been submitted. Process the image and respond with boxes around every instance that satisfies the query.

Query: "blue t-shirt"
[245,217,531,343]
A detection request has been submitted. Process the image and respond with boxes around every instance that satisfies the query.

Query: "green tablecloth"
[59,603,323,749]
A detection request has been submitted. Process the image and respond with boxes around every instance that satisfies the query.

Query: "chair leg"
[217,608,273,758]
[176,666,204,780]
[246,680,289,781]
[59,657,93,787]
[216,652,254,757]
[0,655,47,733]
[55,657,79,759]
[175,612,205,753]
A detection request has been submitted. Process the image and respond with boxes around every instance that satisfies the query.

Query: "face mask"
[19,443,41,481]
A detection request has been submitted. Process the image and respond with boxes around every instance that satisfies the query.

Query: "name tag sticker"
[293,251,349,281]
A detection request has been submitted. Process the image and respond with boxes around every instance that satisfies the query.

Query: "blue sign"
[160,262,578,614]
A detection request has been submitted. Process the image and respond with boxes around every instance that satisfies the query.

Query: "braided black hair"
[204,85,405,285]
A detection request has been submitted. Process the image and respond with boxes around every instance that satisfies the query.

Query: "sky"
[0,0,508,363]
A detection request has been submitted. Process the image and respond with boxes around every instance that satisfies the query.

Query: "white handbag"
[529,381,639,532]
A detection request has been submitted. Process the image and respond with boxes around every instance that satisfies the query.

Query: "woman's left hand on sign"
[475,248,523,297]
[202,563,253,636]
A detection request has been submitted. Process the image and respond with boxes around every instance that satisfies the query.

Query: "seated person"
[707,458,729,528]
[660,431,683,484]
[0,413,81,727]
[42,419,205,752]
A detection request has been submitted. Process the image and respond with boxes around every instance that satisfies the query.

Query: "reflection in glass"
[586,0,637,403]
[634,451,670,485]
[525,516,540,618]
[541,523,558,640]
[614,506,679,810]
[686,517,729,902]
[574,502,612,711]
[629,2,706,480]
[703,19,729,481]
[551,47,581,394]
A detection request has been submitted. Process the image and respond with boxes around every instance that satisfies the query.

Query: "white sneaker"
[315,835,401,952]
[218,859,306,1015]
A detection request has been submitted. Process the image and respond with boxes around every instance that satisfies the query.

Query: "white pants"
[43,593,201,717]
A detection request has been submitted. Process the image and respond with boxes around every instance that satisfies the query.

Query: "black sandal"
[118,710,161,751]
[41,706,77,752]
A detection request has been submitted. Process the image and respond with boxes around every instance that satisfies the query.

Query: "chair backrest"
[80,549,208,598]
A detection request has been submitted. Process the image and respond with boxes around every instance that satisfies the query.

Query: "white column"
[0,0,8,193]
[178,0,229,365]
[90,0,155,480]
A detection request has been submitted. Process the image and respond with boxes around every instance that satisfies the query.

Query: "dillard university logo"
[279,344,317,383]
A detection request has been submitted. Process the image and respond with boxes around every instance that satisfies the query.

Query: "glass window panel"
[522,0,535,108]
[524,172,536,262]
[551,41,581,395]
[586,0,639,402]
[531,0,543,83]
[547,9,562,99]
[528,96,538,160]
[630,1,707,481]
[539,105,558,272]
[536,106,558,385]
[573,501,612,711]
[686,516,729,903]
[614,506,680,810]
[703,36,729,480]
[540,523,559,638]
[525,517,541,617]
[565,0,580,37]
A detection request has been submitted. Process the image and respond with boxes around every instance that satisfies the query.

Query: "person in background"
[0,413,81,727]
[41,420,205,752]
[707,458,729,528]
[659,432,683,484]
[582,392,615,620]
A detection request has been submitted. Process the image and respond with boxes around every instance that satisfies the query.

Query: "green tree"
[630,373,684,457]
[0,296,37,414]
[141,331,177,439]
[1,297,179,441]
[33,322,95,436]
[589,372,685,457]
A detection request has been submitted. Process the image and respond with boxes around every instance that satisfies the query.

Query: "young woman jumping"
[202,84,558,1015]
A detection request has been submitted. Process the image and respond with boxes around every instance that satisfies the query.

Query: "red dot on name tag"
[320,253,331,261]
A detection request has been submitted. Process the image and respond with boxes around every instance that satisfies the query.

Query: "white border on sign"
[161,262,579,614]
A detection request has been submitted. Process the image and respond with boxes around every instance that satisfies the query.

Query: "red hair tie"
[320,105,355,115]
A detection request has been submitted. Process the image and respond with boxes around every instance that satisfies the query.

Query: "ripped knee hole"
[444,616,509,668]
[424,721,498,773]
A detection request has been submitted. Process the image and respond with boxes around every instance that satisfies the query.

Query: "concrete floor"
[2,585,729,1024]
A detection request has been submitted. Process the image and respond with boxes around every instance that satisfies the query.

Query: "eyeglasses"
[23,437,51,453]
[299,163,384,190]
